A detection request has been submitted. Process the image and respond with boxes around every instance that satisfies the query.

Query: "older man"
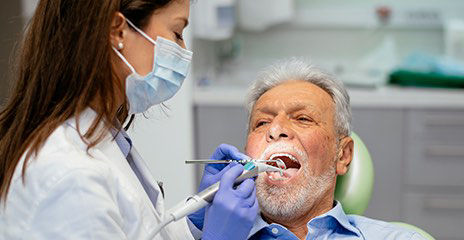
[244,58,425,240]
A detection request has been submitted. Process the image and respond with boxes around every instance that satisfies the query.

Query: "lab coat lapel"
[128,147,166,216]
[91,128,167,220]
[66,109,164,221]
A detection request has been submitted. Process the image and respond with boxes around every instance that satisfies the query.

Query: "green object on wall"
[334,132,374,215]
[389,70,464,89]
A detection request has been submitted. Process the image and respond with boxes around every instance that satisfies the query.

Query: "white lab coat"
[0,109,195,239]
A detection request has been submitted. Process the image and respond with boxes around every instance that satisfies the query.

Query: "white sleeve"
[25,168,128,240]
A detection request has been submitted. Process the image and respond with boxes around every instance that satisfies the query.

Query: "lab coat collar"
[64,108,103,150]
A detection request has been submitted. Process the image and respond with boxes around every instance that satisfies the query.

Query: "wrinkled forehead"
[251,81,335,117]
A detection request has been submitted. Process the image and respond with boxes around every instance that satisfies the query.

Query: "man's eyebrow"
[287,104,322,117]
[255,106,276,115]
[255,103,320,115]
[287,105,308,113]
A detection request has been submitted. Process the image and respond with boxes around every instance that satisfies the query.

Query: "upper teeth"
[270,153,298,163]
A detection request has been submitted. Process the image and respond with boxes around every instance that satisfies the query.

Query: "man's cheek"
[245,137,262,158]
[302,132,331,154]
[302,136,334,173]
[245,144,260,158]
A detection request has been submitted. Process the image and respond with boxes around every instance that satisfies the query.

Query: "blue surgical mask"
[112,19,193,114]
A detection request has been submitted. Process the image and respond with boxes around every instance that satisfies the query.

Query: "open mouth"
[265,153,301,183]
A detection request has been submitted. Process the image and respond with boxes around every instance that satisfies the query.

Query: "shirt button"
[271,228,279,234]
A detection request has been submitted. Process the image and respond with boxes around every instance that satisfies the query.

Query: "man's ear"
[336,136,354,175]
[109,12,127,49]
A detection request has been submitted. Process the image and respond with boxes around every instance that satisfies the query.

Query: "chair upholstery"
[390,222,435,240]
[334,132,374,215]
[334,132,435,240]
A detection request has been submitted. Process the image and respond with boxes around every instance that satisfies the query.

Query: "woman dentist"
[0,0,258,239]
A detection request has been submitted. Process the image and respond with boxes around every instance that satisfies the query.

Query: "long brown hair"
[0,0,173,202]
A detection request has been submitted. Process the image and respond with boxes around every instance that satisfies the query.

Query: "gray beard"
[256,164,335,221]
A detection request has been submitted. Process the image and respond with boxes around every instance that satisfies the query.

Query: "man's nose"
[266,118,294,142]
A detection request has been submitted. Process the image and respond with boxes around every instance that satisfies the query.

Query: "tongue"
[283,168,299,178]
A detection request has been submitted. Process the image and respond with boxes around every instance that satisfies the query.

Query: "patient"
[244,58,425,240]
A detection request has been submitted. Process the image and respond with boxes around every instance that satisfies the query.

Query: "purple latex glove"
[202,164,258,240]
[188,144,249,230]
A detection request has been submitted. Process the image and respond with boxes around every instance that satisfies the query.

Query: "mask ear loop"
[117,18,158,76]
[125,19,157,46]
[112,46,137,74]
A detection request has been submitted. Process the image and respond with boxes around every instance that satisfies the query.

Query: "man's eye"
[297,116,312,122]
[255,121,268,128]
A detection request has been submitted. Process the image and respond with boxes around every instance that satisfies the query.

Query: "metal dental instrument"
[185,159,252,164]
[148,161,284,238]
[185,159,287,170]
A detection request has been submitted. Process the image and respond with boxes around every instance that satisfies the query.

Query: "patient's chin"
[256,176,312,220]
[255,166,336,221]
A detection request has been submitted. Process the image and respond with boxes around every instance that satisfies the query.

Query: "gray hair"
[246,58,352,137]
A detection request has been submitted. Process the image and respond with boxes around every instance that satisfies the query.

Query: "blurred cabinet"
[405,110,464,187]
[350,108,404,221]
[404,192,464,240]
[403,109,464,240]
[194,105,464,240]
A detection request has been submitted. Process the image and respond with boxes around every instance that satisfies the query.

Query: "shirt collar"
[309,201,361,237]
[113,128,133,158]
[249,201,361,238]
[249,211,270,238]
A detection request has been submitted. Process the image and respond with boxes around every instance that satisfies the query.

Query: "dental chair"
[334,132,435,240]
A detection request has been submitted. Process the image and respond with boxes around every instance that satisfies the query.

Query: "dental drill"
[148,161,285,238]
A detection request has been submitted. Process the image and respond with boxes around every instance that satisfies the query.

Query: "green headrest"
[333,133,436,239]
[334,132,374,215]
[391,222,436,240]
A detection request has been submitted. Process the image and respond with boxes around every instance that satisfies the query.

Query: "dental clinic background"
[1,0,464,239]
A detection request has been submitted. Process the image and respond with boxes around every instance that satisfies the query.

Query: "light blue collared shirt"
[113,128,167,203]
[248,201,425,240]
[113,129,132,158]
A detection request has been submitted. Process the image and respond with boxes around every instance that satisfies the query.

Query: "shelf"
[193,85,464,109]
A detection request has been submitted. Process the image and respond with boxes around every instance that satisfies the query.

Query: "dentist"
[0,0,257,239]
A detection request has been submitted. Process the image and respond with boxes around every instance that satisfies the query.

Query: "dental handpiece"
[148,162,284,238]
[170,162,282,219]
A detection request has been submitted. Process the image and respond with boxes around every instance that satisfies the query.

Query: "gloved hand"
[202,164,258,240]
[188,144,249,230]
